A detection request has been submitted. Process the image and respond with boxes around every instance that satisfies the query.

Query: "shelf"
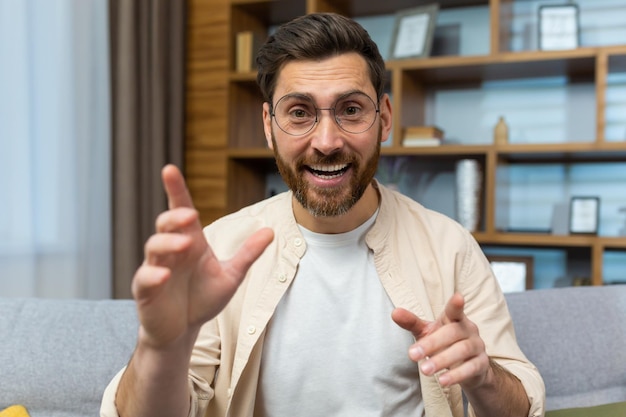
[228,147,273,158]
[495,142,626,162]
[228,142,626,160]
[476,232,626,248]
[231,47,626,83]
[316,0,488,17]
[387,48,603,84]
[382,144,490,157]
[598,237,626,248]
[219,0,626,286]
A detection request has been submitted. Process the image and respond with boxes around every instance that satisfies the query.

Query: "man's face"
[262,53,392,218]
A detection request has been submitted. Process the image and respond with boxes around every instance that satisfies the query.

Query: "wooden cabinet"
[223,0,626,286]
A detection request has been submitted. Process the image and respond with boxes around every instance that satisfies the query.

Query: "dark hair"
[256,13,386,103]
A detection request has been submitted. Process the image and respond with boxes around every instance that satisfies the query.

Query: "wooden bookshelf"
[186,0,626,286]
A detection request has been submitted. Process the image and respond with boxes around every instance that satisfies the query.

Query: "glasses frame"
[269,91,381,136]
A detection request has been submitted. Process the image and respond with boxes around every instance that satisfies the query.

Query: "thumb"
[442,293,466,324]
[391,307,431,338]
[228,228,275,277]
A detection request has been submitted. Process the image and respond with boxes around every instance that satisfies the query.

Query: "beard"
[271,125,382,218]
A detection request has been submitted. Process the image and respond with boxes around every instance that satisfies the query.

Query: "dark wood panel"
[186,0,230,225]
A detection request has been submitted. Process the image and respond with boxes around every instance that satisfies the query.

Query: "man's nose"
[310,108,344,154]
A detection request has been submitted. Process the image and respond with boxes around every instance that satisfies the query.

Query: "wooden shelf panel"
[599,237,626,249]
[230,47,626,83]
[228,147,273,158]
[495,142,626,162]
[476,232,626,249]
[387,49,602,84]
[229,71,257,82]
[228,142,626,160]
[316,0,487,17]
[382,145,490,159]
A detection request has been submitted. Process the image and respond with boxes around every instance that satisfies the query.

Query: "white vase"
[455,159,482,232]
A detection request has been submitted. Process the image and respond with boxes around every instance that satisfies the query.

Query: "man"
[102,12,545,417]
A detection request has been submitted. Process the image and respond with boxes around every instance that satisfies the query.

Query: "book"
[235,31,261,72]
[402,137,443,147]
[402,125,444,146]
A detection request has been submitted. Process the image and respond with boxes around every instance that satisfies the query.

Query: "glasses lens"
[334,92,377,134]
[272,92,378,136]
[273,95,317,136]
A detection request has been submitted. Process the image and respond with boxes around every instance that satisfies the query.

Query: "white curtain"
[0,0,111,298]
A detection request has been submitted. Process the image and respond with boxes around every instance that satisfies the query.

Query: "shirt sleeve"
[99,367,212,417]
[459,234,546,417]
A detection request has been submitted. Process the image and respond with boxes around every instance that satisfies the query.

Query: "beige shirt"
[101,182,545,417]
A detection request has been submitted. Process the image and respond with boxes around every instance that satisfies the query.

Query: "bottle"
[494,116,508,145]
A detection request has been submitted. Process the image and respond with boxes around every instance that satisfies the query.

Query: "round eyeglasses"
[270,92,380,136]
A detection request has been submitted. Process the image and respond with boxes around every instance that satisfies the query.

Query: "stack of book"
[235,31,262,73]
[402,126,444,147]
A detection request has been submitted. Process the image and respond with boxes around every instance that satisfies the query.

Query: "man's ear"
[262,102,274,150]
[379,93,393,145]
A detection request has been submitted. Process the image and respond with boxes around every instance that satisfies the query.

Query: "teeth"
[309,164,347,172]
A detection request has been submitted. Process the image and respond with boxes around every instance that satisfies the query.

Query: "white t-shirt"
[256,212,424,416]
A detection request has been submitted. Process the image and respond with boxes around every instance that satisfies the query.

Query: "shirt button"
[294,237,303,247]
[247,325,256,335]
[278,273,287,283]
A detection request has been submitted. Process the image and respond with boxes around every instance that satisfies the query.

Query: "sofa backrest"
[505,285,626,411]
[0,298,137,417]
[2,287,625,415]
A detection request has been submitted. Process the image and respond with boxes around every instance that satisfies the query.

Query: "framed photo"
[389,4,439,60]
[487,256,534,293]
[538,3,580,51]
[569,196,600,234]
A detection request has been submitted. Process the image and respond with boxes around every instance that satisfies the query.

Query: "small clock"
[538,4,580,51]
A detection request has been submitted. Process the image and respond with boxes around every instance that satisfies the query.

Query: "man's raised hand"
[132,164,274,350]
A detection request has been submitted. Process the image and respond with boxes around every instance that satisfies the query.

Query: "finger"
[226,228,275,278]
[132,264,172,301]
[418,336,482,377]
[443,293,466,324]
[391,308,431,338]
[155,207,200,234]
[144,233,193,265]
[409,320,470,362]
[162,164,195,209]
[436,352,490,387]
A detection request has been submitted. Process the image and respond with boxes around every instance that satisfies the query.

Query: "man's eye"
[292,109,308,118]
[339,104,362,118]
[344,106,359,116]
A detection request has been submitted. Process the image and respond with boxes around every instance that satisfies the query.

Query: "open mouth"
[307,163,350,179]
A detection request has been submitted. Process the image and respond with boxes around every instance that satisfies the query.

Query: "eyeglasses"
[270,92,380,136]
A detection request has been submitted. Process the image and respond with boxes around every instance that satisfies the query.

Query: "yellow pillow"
[0,405,30,417]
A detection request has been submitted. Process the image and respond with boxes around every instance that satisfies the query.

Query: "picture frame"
[389,4,439,60]
[538,3,580,51]
[487,255,534,293]
[569,196,600,235]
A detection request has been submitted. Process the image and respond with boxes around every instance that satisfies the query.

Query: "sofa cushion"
[0,298,137,417]
[505,285,626,411]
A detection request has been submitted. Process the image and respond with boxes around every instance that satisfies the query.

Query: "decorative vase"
[494,116,508,145]
[455,159,482,232]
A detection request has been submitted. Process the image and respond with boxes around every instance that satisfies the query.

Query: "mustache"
[296,153,356,167]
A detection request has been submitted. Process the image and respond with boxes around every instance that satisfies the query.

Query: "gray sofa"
[506,284,626,411]
[0,298,137,417]
[1,285,625,416]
